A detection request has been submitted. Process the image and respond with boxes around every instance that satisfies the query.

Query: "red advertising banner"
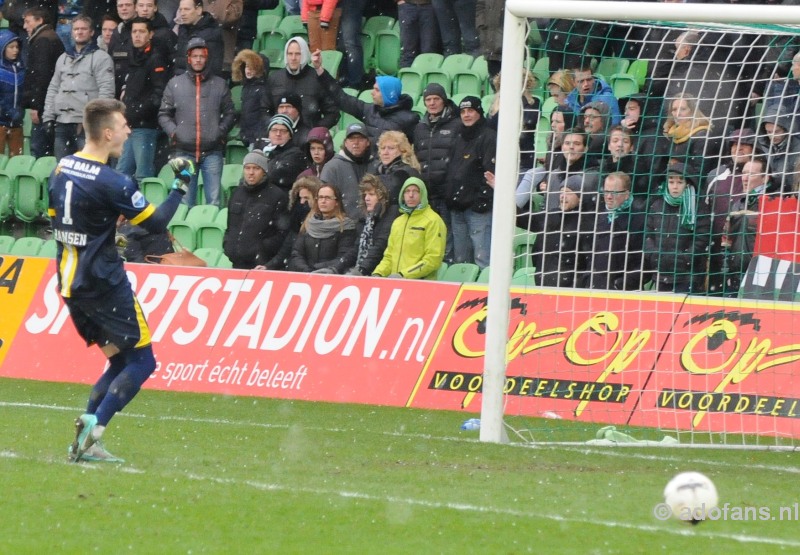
[407,287,676,425]
[1,261,457,406]
[409,286,800,438]
[631,296,800,438]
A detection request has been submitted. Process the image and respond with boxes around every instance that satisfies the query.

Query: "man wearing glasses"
[580,171,648,290]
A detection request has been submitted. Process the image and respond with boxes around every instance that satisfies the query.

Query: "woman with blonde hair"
[289,183,358,274]
[487,69,540,170]
[370,130,422,208]
[546,69,575,107]
[659,93,721,191]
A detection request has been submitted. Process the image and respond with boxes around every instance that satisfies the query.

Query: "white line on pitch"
[185,472,800,549]
[4,401,800,476]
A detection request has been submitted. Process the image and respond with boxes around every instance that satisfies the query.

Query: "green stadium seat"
[441,262,480,282]
[594,57,630,83]
[513,227,537,271]
[0,234,14,253]
[363,15,396,35]
[397,52,451,97]
[534,117,550,163]
[230,85,243,114]
[217,252,233,268]
[337,111,362,132]
[256,13,282,36]
[541,96,558,122]
[39,238,57,258]
[197,207,227,250]
[321,49,343,78]
[192,247,222,267]
[140,177,168,205]
[453,56,489,97]
[442,54,475,76]
[357,89,374,103]
[0,154,36,221]
[475,265,490,284]
[435,262,448,281]
[0,154,9,170]
[332,128,348,151]
[13,155,53,222]
[169,205,219,251]
[9,236,44,256]
[277,15,307,42]
[373,26,401,76]
[221,165,243,207]
[627,59,648,88]
[481,94,494,115]
[362,16,396,72]
[511,266,537,287]
[169,203,188,226]
[611,73,639,99]
[226,140,248,166]
[258,4,284,17]
[259,30,287,69]
[342,87,359,98]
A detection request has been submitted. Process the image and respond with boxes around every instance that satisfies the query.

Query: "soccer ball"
[663,471,719,525]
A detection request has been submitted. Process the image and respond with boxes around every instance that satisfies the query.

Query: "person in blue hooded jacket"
[566,64,621,125]
[0,30,25,156]
[311,49,419,146]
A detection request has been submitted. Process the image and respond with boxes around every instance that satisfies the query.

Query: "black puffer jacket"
[413,101,460,202]
[318,70,419,144]
[124,44,169,129]
[259,141,308,191]
[445,117,497,213]
[288,217,358,273]
[159,63,236,157]
[268,64,339,129]
[224,176,290,269]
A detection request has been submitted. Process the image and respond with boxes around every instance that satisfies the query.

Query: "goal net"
[480,0,800,449]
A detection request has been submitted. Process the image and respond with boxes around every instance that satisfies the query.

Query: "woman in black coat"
[231,49,272,148]
[288,183,358,274]
[349,174,397,276]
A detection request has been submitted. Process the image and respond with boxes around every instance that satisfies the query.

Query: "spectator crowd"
[3,0,800,293]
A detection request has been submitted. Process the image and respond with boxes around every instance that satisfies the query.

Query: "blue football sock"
[87,352,126,414]
[95,346,156,426]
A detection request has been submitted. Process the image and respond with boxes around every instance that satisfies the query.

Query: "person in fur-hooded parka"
[232,49,272,147]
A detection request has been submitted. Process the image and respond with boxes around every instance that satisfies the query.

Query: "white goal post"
[482,0,800,444]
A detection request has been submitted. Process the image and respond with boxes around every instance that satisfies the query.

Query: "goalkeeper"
[47,99,195,463]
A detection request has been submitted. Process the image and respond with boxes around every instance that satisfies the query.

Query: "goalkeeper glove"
[169,157,195,195]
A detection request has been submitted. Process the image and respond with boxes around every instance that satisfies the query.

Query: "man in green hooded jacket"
[372,176,446,279]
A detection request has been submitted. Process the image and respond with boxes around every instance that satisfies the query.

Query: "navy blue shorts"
[64,286,152,351]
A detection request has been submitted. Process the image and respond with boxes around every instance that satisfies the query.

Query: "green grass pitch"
[1,377,799,553]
